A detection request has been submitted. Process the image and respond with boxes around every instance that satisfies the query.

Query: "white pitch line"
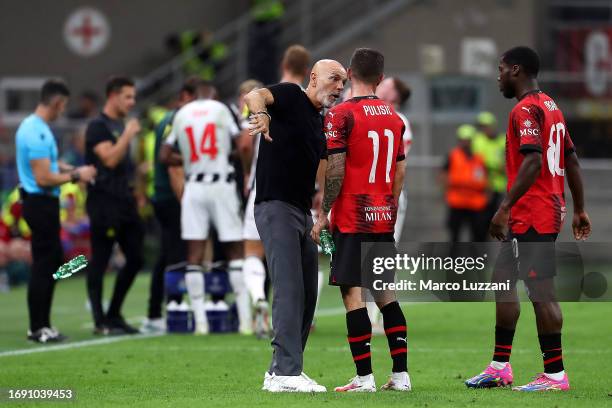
[0,303,452,359]
[0,333,163,358]
[0,306,348,358]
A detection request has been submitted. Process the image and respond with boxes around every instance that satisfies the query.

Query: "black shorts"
[494,227,558,281]
[329,231,396,289]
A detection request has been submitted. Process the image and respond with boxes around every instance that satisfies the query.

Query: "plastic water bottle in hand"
[53,255,88,280]
[320,229,336,256]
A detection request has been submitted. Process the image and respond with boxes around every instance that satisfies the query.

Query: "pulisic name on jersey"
[363,105,392,116]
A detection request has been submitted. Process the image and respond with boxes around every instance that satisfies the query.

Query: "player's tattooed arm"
[322,152,346,214]
[311,153,345,244]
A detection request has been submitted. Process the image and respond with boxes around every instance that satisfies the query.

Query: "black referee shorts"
[329,230,396,289]
[494,227,558,281]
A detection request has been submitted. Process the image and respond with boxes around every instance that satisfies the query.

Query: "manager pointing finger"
[244,59,347,392]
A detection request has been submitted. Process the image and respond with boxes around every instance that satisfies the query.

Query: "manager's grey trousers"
[255,200,319,376]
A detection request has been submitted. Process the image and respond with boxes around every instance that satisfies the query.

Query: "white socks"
[243,256,266,305]
[313,271,324,318]
[544,371,565,381]
[229,259,252,333]
[490,361,507,370]
[185,265,206,331]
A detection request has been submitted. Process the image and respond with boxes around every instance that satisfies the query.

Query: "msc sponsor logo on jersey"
[363,105,392,116]
[520,126,540,137]
[325,120,339,139]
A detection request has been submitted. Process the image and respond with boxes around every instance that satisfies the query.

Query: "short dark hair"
[180,76,206,95]
[349,48,384,84]
[282,45,311,77]
[392,78,411,107]
[105,76,135,97]
[501,46,540,77]
[40,79,70,104]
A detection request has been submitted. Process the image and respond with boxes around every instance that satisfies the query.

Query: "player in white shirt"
[371,76,413,332]
[376,77,413,241]
[165,94,250,335]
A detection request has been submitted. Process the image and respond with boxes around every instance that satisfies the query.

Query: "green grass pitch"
[0,260,611,407]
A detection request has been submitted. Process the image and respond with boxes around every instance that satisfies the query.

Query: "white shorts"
[242,188,260,241]
[181,181,243,242]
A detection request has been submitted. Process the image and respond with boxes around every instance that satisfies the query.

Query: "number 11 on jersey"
[367,129,394,183]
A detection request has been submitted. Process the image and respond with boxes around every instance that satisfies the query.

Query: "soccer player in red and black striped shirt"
[312,48,411,392]
[465,46,592,392]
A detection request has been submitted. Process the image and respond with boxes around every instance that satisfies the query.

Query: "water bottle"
[53,255,88,280]
[320,229,336,256]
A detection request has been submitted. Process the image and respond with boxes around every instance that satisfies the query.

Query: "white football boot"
[334,374,376,392]
[380,371,412,391]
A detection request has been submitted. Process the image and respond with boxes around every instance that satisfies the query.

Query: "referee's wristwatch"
[70,170,81,183]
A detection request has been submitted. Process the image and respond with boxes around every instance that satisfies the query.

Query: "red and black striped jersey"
[325,96,405,234]
[506,91,575,234]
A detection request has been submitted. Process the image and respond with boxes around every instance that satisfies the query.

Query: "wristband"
[253,111,271,122]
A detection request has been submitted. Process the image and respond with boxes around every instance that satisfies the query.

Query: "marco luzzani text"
[371,253,510,292]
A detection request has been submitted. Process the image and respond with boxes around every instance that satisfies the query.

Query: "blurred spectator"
[1,186,31,240]
[472,111,506,237]
[247,0,284,84]
[166,30,227,82]
[67,91,99,120]
[440,125,488,242]
[0,241,8,291]
[61,129,87,167]
[5,238,32,287]
[0,150,19,193]
[59,183,90,261]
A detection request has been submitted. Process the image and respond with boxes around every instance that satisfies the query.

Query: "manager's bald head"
[306,59,347,109]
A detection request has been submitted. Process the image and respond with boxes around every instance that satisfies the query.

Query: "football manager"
[245,59,346,392]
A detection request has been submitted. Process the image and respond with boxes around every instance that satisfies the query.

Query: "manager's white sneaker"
[300,372,327,392]
[264,373,326,392]
[335,374,376,392]
[262,372,273,390]
[380,371,412,391]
